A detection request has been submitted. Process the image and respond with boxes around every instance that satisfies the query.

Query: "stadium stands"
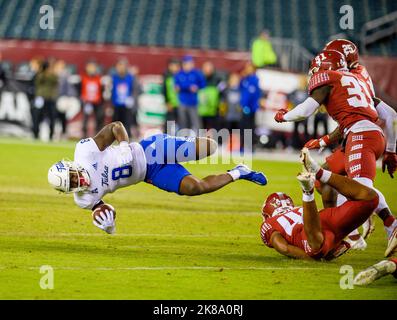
[0,0,396,56]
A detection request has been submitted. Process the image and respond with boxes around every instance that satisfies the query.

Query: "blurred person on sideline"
[240,62,261,151]
[0,52,8,93]
[33,59,59,140]
[80,60,104,137]
[313,106,329,139]
[129,65,141,139]
[198,61,223,130]
[287,77,310,149]
[224,73,242,151]
[251,30,277,68]
[174,55,206,135]
[162,58,180,134]
[110,58,134,137]
[54,59,77,139]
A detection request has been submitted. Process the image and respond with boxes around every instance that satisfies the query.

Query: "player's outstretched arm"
[274,86,330,123]
[93,121,129,151]
[270,232,313,260]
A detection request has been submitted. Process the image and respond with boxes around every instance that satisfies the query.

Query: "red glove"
[304,135,331,150]
[274,109,288,123]
[382,152,397,178]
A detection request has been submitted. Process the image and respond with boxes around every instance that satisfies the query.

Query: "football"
[92,203,116,224]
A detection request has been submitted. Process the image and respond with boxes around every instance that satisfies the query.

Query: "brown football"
[92,203,116,224]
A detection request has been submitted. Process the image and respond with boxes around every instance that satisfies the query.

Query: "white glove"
[93,209,116,234]
[119,141,133,166]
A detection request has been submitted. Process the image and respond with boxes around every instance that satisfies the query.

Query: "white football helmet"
[48,160,90,193]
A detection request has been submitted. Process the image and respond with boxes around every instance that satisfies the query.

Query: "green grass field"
[0,138,396,300]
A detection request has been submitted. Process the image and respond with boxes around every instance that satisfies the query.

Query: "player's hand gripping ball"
[92,203,116,234]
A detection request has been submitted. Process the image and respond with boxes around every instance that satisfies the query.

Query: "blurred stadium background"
[0,0,396,150]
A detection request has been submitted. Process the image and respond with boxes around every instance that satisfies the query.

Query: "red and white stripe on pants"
[344,130,385,181]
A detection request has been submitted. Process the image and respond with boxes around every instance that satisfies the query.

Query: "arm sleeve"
[283,97,320,121]
[376,100,397,152]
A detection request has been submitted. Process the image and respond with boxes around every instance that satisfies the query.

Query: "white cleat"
[362,214,375,240]
[385,225,397,257]
[296,172,315,193]
[300,148,321,174]
[353,260,396,286]
[345,235,367,251]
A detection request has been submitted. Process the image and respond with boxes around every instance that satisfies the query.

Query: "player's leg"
[179,173,233,196]
[353,258,397,286]
[302,148,379,237]
[180,163,268,196]
[344,131,397,255]
[296,172,324,251]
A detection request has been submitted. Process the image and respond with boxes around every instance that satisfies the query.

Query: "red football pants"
[311,196,379,258]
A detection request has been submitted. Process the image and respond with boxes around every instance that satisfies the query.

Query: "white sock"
[227,170,240,181]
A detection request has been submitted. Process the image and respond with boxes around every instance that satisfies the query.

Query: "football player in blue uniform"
[48,121,267,233]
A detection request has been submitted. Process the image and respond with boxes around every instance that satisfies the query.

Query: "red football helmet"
[323,39,359,68]
[308,50,348,76]
[262,192,294,220]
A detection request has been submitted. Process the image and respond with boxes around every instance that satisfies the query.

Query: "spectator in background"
[198,61,223,130]
[129,65,141,139]
[240,62,261,150]
[224,73,242,132]
[287,77,310,149]
[313,106,329,139]
[54,59,77,139]
[111,58,134,137]
[163,58,180,134]
[224,73,242,151]
[33,60,58,140]
[80,60,104,137]
[251,30,277,68]
[0,52,7,93]
[174,55,206,135]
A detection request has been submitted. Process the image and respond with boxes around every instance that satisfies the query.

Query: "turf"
[0,138,396,299]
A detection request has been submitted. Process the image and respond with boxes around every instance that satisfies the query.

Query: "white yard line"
[15,266,322,271]
[0,232,258,238]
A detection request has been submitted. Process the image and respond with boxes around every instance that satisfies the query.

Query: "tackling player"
[260,148,379,260]
[304,40,397,243]
[48,121,267,233]
[274,49,397,256]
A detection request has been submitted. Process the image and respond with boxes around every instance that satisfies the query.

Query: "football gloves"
[93,209,116,234]
[382,152,397,178]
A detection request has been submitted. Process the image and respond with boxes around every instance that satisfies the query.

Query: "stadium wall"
[0,39,396,103]
[0,39,250,74]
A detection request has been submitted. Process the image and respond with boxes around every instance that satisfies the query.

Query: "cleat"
[345,235,367,251]
[230,164,267,186]
[296,172,315,193]
[354,260,396,286]
[362,214,375,240]
[300,148,321,174]
[385,225,397,257]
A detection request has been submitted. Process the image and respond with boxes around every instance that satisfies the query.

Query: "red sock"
[384,216,396,228]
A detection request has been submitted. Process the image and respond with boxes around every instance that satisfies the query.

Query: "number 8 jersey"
[73,138,147,209]
[308,70,378,135]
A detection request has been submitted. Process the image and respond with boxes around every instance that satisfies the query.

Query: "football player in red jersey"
[303,40,397,254]
[274,50,397,257]
[260,148,379,260]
